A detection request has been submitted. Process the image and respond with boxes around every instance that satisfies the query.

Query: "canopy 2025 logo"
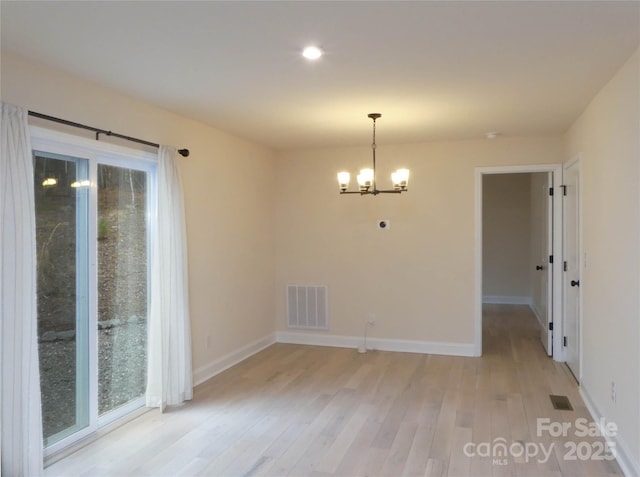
[463,418,617,465]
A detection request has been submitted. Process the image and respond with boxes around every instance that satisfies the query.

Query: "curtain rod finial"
[178,149,189,157]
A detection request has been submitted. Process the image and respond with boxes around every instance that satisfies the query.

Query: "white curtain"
[1,102,44,475]
[146,145,193,411]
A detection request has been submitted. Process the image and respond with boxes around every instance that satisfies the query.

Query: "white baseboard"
[276,331,357,349]
[530,303,545,328]
[275,331,476,357]
[579,385,639,477]
[193,330,477,387]
[193,333,276,386]
[483,295,532,305]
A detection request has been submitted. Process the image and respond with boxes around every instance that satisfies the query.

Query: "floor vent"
[550,394,573,411]
[287,285,328,330]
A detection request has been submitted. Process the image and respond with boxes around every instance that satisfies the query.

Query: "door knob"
[570,280,580,287]
[536,265,544,270]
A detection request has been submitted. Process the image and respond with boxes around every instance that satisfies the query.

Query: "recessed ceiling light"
[302,46,323,60]
[486,132,500,139]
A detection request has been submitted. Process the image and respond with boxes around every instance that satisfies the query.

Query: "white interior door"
[563,160,581,379]
[535,172,554,355]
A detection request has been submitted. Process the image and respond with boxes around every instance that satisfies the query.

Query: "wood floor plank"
[401,423,436,477]
[45,305,624,477]
[379,420,418,476]
[424,457,445,477]
[333,410,383,476]
[448,426,473,477]
[313,403,371,474]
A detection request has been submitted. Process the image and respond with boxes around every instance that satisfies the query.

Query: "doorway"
[474,165,563,361]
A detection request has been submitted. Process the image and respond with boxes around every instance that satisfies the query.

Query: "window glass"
[97,164,148,415]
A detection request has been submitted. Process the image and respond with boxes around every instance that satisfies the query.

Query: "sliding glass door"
[32,128,156,453]
[34,152,90,446]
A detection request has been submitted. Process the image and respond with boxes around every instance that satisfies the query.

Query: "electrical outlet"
[611,381,616,403]
[368,314,376,326]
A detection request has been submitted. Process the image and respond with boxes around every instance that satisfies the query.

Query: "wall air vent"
[286,285,328,330]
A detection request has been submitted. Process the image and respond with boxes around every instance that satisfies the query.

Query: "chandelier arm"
[339,189,402,195]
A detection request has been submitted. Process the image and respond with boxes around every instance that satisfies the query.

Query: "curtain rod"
[28,111,190,157]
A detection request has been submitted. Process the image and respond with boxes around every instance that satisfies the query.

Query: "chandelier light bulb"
[359,168,374,184]
[358,168,374,191]
[392,168,410,190]
[337,171,350,191]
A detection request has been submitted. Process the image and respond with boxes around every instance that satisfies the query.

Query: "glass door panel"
[34,152,90,447]
[97,164,148,416]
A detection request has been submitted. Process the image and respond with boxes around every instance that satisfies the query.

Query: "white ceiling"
[2,1,638,150]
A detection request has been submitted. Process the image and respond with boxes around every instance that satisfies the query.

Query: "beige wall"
[275,137,563,346]
[564,47,640,472]
[482,173,532,301]
[1,51,277,379]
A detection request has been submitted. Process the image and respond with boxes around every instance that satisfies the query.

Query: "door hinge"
[560,185,567,196]
[563,336,568,347]
[549,322,553,331]
[549,187,554,196]
[563,261,568,272]
[549,255,554,264]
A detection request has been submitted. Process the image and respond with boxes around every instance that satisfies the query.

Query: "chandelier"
[337,113,409,195]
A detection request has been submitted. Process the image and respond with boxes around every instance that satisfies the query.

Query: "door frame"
[474,164,564,361]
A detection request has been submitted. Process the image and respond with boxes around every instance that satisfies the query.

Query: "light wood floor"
[46,305,623,476]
